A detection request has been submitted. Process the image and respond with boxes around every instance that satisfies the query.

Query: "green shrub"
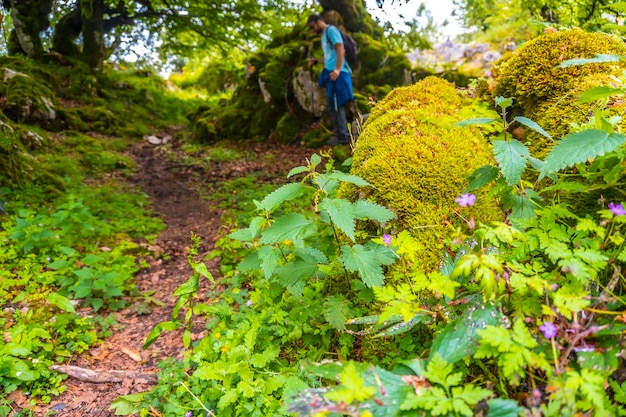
[341,76,502,273]
[493,28,626,116]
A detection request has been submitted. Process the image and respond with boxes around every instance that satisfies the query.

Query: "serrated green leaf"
[454,117,497,126]
[324,295,350,331]
[294,246,328,264]
[275,259,316,295]
[353,200,396,222]
[559,54,621,68]
[493,139,530,185]
[255,183,307,212]
[259,213,314,244]
[466,165,499,192]
[486,398,524,417]
[541,130,626,178]
[514,116,552,140]
[319,198,356,241]
[259,245,282,279]
[287,166,309,178]
[340,244,386,287]
[502,192,539,220]
[310,153,322,167]
[578,85,624,103]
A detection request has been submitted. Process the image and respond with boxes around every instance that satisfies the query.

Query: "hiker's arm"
[330,43,345,80]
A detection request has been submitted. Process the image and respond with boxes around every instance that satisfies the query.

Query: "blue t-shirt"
[322,26,351,74]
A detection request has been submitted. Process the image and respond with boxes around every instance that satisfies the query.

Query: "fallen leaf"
[120,346,143,362]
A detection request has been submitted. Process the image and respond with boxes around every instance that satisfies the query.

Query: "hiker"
[307,14,354,146]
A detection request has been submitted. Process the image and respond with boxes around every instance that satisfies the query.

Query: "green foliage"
[0,127,164,408]
[401,354,492,417]
[127,153,398,416]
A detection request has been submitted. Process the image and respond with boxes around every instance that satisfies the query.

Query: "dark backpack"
[326,25,358,67]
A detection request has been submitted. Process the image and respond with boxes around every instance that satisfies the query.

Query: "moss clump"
[341,77,502,273]
[272,113,302,144]
[527,74,626,157]
[493,28,626,116]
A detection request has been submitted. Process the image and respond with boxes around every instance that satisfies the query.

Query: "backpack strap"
[325,25,339,47]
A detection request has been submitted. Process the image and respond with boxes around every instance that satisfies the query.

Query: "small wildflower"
[608,202,626,216]
[15,371,22,377]
[455,193,476,207]
[246,299,253,306]
[382,234,393,247]
[539,321,557,339]
[55,235,60,239]
[185,412,193,417]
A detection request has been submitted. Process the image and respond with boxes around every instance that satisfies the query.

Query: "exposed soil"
[18,136,319,416]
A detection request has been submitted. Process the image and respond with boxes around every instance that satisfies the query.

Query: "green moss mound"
[342,77,502,273]
[493,28,626,116]
[528,74,626,157]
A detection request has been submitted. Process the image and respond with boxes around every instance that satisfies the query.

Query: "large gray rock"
[292,67,326,117]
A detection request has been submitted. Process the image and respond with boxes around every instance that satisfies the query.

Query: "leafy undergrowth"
[113,86,626,417]
[0,58,205,415]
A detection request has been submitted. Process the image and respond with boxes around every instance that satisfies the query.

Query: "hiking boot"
[327,136,350,146]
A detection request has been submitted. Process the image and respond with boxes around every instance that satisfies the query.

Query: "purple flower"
[455,193,476,207]
[185,412,193,417]
[246,299,253,306]
[382,234,393,247]
[608,202,626,216]
[539,321,557,339]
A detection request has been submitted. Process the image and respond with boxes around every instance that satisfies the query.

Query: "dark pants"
[328,93,350,142]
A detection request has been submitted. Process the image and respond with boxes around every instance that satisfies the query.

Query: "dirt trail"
[30,137,315,416]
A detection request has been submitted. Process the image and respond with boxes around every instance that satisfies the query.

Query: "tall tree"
[454,0,626,32]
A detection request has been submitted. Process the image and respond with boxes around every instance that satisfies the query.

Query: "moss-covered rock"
[1,68,62,130]
[493,28,626,116]
[527,73,626,157]
[341,77,502,273]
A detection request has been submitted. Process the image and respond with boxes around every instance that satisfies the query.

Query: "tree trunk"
[51,6,82,58]
[80,0,106,69]
[318,0,382,37]
[7,0,47,57]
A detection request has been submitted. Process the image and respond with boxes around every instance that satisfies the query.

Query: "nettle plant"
[116,153,399,417]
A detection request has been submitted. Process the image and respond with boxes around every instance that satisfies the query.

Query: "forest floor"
[22,135,317,416]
